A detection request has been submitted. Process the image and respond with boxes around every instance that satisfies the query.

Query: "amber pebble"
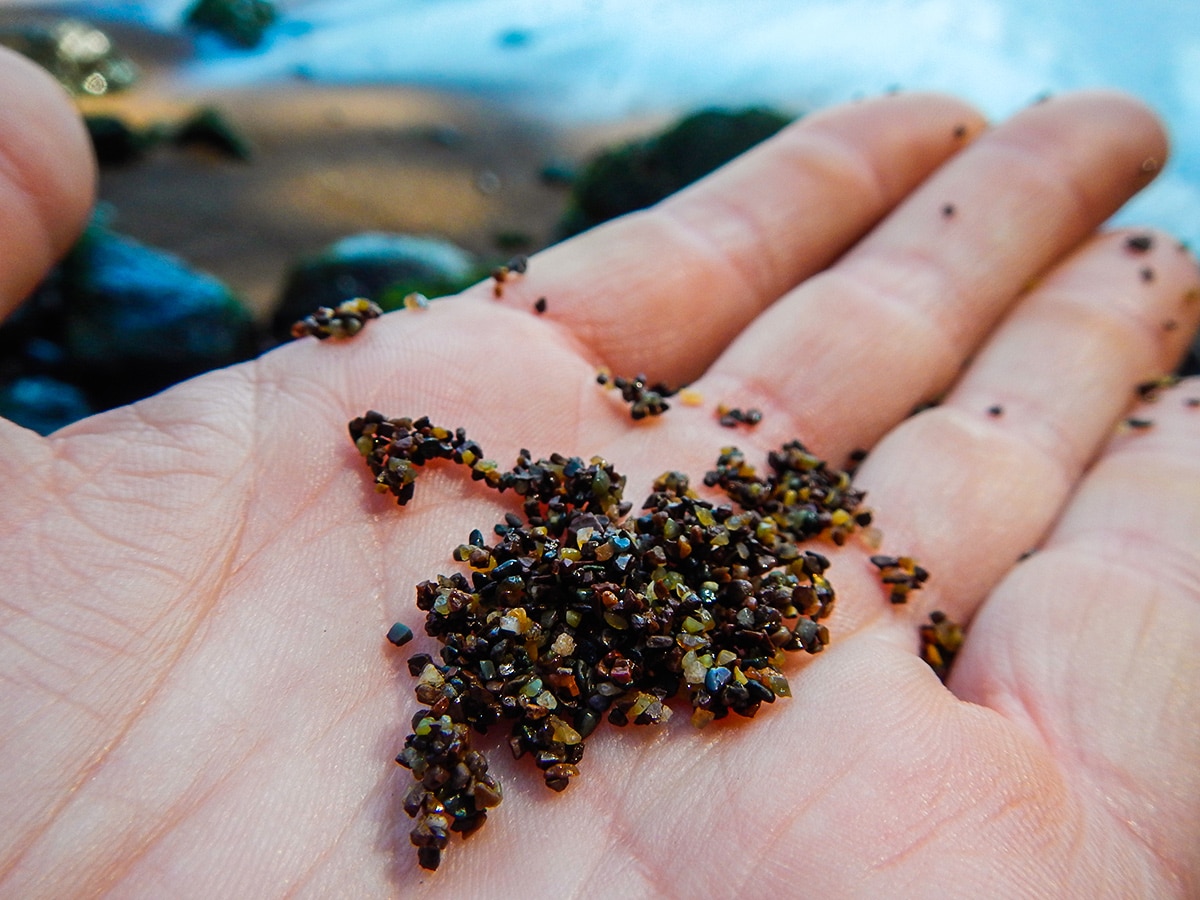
[544,762,580,792]
[691,707,716,728]
[472,776,504,808]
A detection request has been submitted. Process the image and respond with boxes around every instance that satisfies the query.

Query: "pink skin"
[0,47,1197,896]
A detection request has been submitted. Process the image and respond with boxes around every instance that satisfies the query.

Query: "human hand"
[1,48,1197,896]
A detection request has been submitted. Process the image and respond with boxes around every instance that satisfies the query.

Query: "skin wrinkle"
[460,96,983,390]
[92,731,272,896]
[454,254,644,375]
[566,730,696,894]
[948,386,1094,494]
[932,403,1079,518]
[1033,276,1172,384]
[653,196,772,329]
[1051,527,1200,604]
[2,87,1196,893]
[0,543,242,888]
[0,418,256,888]
[692,369,829,458]
[979,579,1167,873]
[972,136,1106,255]
[821,255,966,385]
[663,122,895,309]
[735,726,871,888]
[274,770,390,899]
[841,240,981,354]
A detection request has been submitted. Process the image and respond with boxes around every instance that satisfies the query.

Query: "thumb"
[0,45,96,319]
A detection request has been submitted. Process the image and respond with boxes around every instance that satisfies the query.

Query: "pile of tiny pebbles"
[349,411,901,871]
[717,406,763,428]
[595,371,676,419]
[491,254,528,298]
[290,297,383,340]
[1136,374,1180,402]
[868,555,931,604]
[918,611,963,682]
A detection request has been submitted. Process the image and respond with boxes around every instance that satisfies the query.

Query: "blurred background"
[0,0,1197,431]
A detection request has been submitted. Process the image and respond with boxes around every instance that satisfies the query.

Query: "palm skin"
[0,50,1197,897]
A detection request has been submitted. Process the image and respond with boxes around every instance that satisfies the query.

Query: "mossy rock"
[272,233,479,341]
[558,107,794,238]
[185,0,278,48]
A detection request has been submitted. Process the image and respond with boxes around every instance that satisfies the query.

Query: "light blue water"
[60,0,1200,246]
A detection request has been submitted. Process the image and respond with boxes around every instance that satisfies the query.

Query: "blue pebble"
[705,666,732,693]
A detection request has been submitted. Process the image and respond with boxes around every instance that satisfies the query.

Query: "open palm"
[1,52,1197,896]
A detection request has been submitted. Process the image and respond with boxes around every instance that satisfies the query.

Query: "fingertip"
[1010,89,1170,187]
[0,47,97,316]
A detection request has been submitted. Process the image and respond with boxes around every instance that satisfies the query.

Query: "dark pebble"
[387,622,415,647]
[746,678,776,703]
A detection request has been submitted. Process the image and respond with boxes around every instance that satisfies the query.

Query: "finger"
[951,377,1200,877]
[464,92,986,384]
[704,91,1168,459]
[854,228,1200,625]
[0,48,96,317]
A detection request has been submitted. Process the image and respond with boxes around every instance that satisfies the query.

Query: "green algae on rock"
[558,107,794,238]
[349,411,886,870]
[272,233,477,342]
[184,0,278,48]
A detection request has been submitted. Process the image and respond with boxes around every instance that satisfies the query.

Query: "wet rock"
[184,0,278,49]
[85,107,249,168]
[0,376,92,435]
[58,223,255,410]
[558,107,794,237]
[271,233,478,341]
[84,115,163,166]
[86,115,149,166]
[172,106,252,161]
[0,18,137,95]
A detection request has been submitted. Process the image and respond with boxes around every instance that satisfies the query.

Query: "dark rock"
[85,107,248,168]
[59,224,255,410]
[85,115,160,166]
[184,0,278,48]
[271,233,478,341]
[172,106,252,160]
[0,376,92,435]
[538,158,577,187]
[558,107,794,238]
